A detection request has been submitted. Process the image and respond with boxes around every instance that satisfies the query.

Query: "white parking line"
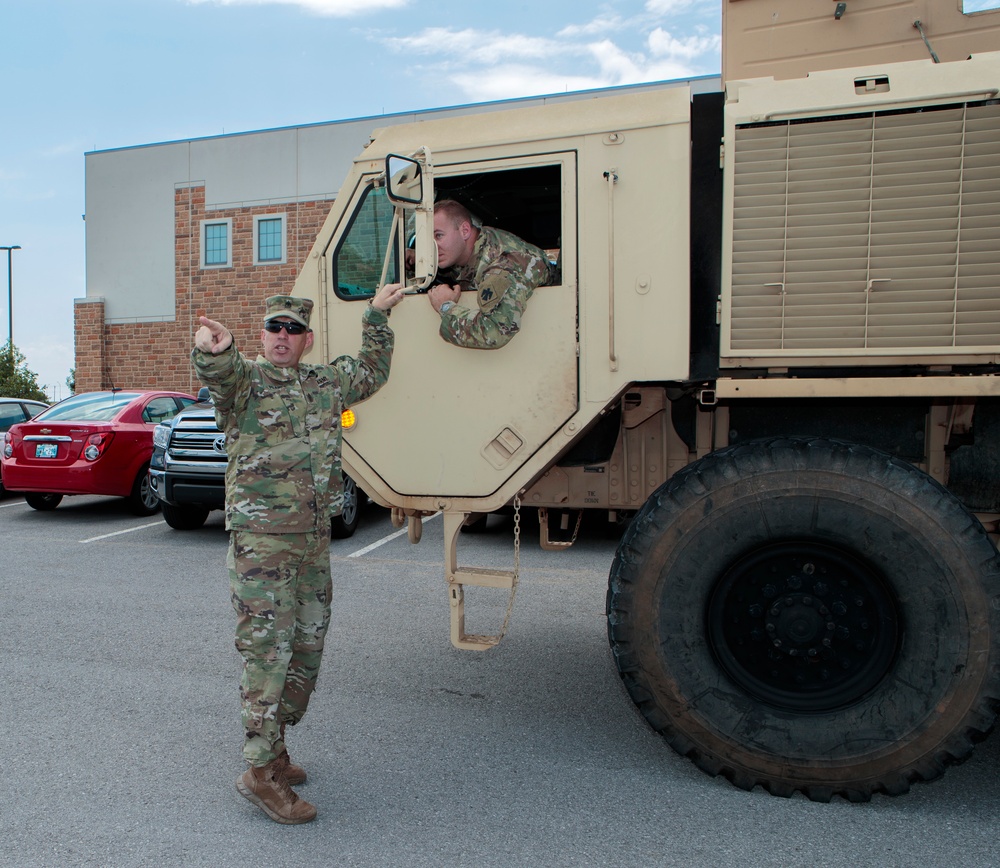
[80,521,164,544]
[0,500,28,509]
[348,512,441,558]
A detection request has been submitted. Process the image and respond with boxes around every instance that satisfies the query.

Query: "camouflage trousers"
[227,528,332,767]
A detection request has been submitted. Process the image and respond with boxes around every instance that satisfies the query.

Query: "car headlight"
[3,443,11,459]
[153,424,170,450]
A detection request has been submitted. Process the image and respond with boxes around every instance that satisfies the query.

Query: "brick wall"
[73,184,332,395]
[73,297,106,394]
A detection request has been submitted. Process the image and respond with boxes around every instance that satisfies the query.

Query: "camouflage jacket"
[192,305,393,534]
[438,226,554,349]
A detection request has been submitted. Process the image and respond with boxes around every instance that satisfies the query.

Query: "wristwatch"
[440,301,455,314]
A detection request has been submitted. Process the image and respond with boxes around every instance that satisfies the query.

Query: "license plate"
[35,443,58,458]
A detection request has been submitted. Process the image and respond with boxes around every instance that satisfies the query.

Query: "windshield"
[36,392,141,422]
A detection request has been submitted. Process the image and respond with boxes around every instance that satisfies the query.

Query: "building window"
[254,214,286,265]
[201,219,232,268]
[963,0,1000,10]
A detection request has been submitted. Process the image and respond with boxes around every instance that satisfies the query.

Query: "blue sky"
[0,0,722,399]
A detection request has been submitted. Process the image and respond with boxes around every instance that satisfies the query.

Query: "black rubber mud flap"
[607,437,1000,802]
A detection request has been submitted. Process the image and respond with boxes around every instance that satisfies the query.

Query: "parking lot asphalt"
[3,492,1000,868]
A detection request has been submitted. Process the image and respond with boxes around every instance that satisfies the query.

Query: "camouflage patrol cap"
[264,295,313,329]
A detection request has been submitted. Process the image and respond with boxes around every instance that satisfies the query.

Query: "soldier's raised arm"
[194,315,233,355]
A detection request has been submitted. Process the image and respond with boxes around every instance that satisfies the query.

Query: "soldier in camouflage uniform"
[192,285,404,824]
[427,199,555,348]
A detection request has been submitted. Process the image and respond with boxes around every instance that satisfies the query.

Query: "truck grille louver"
[167,417,226,463]
[726,101,1000,355]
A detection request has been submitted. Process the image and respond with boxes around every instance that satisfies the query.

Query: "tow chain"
[496,494,521,642]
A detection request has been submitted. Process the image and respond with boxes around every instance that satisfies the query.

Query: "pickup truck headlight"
[153,424,170,450]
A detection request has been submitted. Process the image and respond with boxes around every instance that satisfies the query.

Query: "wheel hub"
[707,541,899,712]
[767,594,833,653]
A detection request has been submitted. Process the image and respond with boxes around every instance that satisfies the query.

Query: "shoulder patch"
[478,272,514,314]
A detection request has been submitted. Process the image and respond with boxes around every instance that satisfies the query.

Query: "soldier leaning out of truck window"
[425,199,556,349]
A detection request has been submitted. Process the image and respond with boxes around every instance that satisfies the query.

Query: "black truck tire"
[607,437,1000,802]
[161,501,210,530]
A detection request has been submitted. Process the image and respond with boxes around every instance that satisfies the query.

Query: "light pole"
[1,245,21,347]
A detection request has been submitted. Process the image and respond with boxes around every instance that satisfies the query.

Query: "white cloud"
[556,14,625,39]
[648,27,720,61]
[381,17,719,104]
[580,37,707,86]
[369,0,723,105]
[645,0,699,13]
[585,39,644,82]
[385,28,562,64]
[185,0,407,16]
[451,66,609,103]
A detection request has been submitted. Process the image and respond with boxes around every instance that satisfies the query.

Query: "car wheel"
[607,437,1000,802]
[161,501,210,530]
[331,474,361,539]
[128,466,161,516]
[24,492,63,511]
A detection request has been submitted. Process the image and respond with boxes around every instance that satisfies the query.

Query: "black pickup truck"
[148,389,363,536]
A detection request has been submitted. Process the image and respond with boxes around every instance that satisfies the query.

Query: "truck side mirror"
[386,154,422,205]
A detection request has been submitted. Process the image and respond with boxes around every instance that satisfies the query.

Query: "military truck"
[286,39,1000,801]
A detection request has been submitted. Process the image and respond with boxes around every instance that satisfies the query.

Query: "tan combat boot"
[275,750,307,786]
[236,758,317,824]
[278,720,307,785]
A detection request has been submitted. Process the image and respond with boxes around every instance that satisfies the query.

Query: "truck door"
[323,153,578,501]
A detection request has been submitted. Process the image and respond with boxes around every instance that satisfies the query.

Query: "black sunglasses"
[264,320,309,335]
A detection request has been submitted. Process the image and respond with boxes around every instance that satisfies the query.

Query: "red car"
[1,390,197,515]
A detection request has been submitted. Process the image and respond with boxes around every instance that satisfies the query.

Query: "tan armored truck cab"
[290,46,1000,802]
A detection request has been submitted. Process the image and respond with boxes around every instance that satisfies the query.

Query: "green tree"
[66,367,76,394]
[0,341,49,402]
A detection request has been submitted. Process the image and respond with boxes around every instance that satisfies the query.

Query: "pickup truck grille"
[165,415,227,471]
